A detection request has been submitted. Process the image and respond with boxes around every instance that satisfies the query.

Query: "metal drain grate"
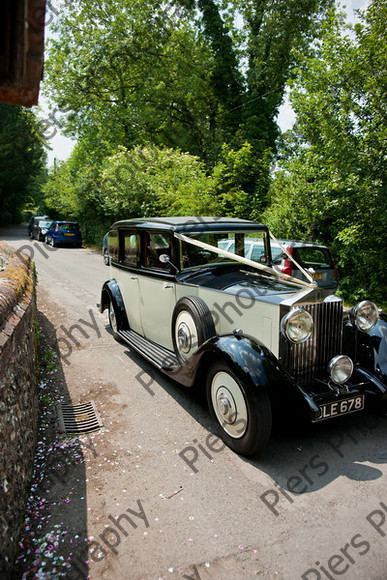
[56,401,103,434]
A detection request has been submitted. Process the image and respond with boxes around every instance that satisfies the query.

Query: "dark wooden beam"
[0,0,46,107]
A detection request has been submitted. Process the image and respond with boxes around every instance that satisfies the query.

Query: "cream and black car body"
[100,217,387,455]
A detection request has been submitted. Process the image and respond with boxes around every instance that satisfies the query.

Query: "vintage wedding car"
[100,217,387,455]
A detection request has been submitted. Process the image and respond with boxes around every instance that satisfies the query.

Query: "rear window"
[58,223,79,231]
[293,247,333,270]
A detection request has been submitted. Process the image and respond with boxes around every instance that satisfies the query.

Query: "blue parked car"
[44,221,82,248]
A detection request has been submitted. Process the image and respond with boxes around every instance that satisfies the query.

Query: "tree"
[44,0,216,161]
[42,0,337,239]
[43,0,334,164]
[211,142,271,218]
[265,2,387,302]
[43,141,273,244]
[0,105,46,225]
[42,144,219,244]
[238,0,334,156]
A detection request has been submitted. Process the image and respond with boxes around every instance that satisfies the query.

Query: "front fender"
[197,334,283,389]
[343,312,387,387]
[167,334,312,415]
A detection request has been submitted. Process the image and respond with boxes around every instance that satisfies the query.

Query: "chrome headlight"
[328,355,353,385]
[281,308,313,343]
[351,300,379,332]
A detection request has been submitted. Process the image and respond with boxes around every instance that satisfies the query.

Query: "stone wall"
[0,243,38,577]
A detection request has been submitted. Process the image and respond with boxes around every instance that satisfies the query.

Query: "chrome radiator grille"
[280,301,343,386]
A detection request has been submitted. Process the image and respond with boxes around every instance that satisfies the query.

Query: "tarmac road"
[2,226,387,580]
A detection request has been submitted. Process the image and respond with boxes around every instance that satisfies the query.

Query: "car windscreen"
[293,247,333,270]
[180,231,267,270]
[38,221,52,228]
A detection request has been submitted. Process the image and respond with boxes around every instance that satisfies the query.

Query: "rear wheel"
[206,361,272,455]
[172,297,215,364]
[108,299,119,340]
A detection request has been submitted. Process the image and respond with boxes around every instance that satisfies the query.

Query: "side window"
[144,232,172,270]
[123,231,137,266]
[108,230,119,261]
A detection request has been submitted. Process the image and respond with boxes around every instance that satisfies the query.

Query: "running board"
[119,329,178,370]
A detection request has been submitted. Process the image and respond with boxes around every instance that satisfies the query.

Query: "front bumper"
[296,367,387,422]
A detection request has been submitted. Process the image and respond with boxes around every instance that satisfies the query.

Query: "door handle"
[163,283,174,289]
[131,276,138,280]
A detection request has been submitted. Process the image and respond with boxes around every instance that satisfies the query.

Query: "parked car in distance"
[219,237,337,291]
[100,217,387,456]
[44,221,82,247]
[28,215,49,238]
[30,219,53,241]
[272,240,337,291]
[102,233,110,265]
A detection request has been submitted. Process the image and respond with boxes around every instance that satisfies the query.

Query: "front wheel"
[206,362,272,456]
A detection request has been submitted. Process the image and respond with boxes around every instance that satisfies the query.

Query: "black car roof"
[111,216,268,233]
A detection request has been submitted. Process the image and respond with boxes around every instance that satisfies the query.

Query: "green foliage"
[100,145,218,217]
[40,0,335,241]
[43,145,219,244]
[44,0,216,159]
[237,0,334,155]
[43,141,271,244]
[43,0,333,168]
[266,2,387,303]
[0,105,46,225]
[212,142,271,219]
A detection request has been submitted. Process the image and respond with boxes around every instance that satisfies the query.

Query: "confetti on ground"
[11,326,95,579]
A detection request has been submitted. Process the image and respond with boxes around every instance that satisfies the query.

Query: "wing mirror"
[159,254,179,273]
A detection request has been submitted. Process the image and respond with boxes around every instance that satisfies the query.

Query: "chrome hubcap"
[211,371,248,438]
[109,304,117,332]
[177,323,191,352]
[216,391,237,424]
[175,311,198,360]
